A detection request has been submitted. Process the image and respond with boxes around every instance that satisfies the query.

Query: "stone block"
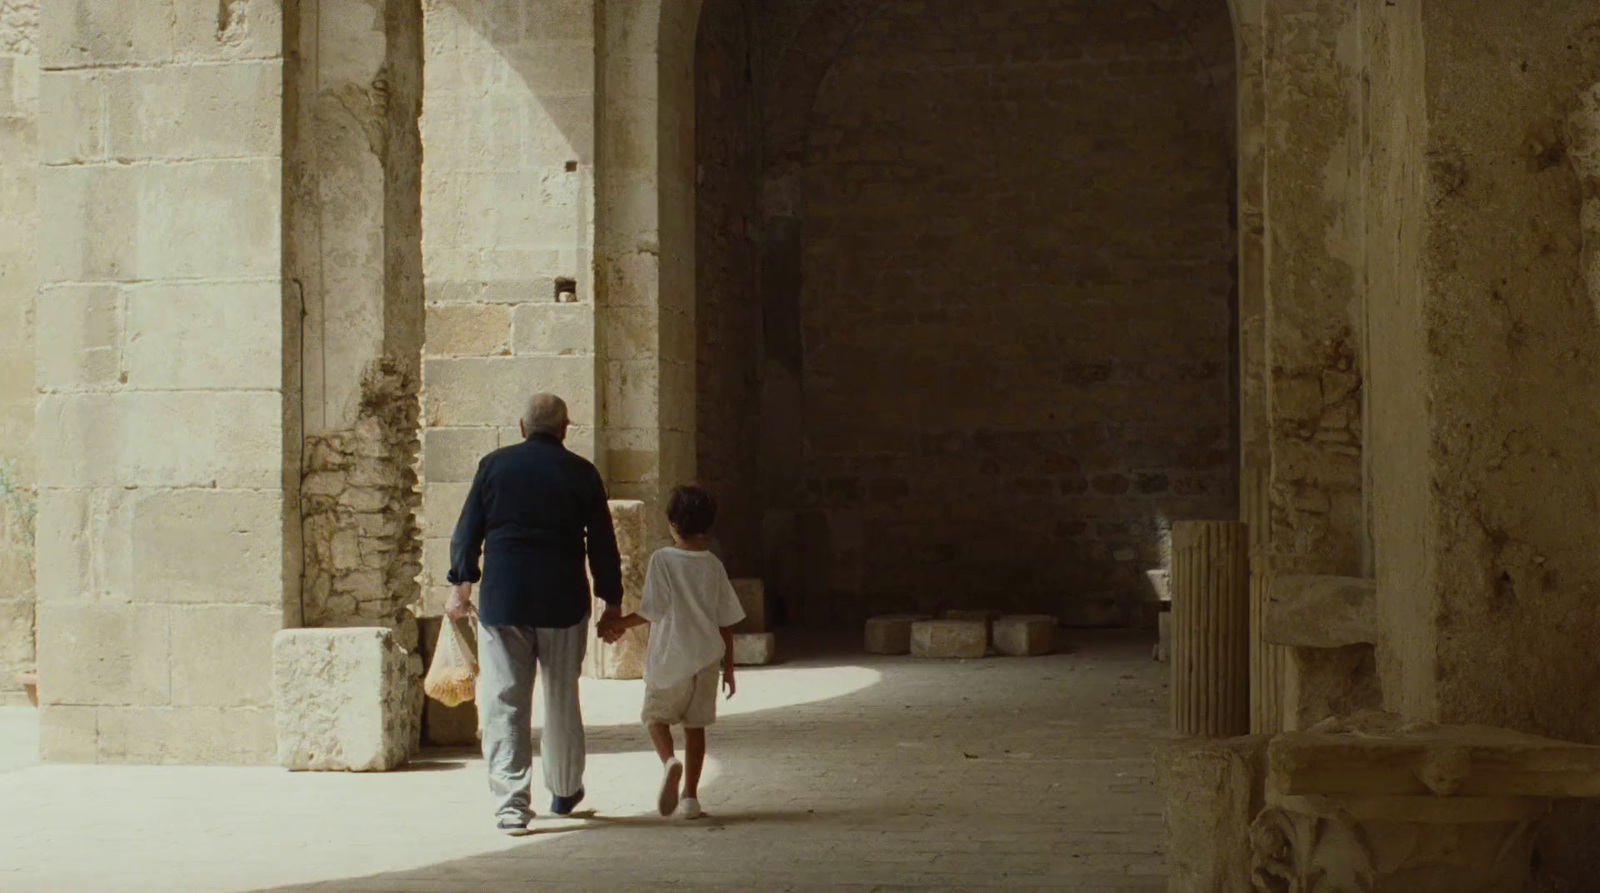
[39,70,106,164]
[730,578,765,633]
[136,158,282,280]
[603,359,660,430]
[910,619,987,659]
[993,615,1056,657]
[34,285,121,390]
[512,303,595,356]
[272,628,420,771]
[34,488,133,605]
[944,609,1002,645]
[731,632,775,666]
[95,706,275,764]
[422,483,471,535]
[37,392,283,489]
[105,61,281,160]
[35,603,169,706]
[42,0,284,68]
[169,605,281,708]
[0,597,35,676]
[130,488,285,605]
[425,303,512,358]
[584,501,648,680]
[37,165,136,281]
[864,614,929,655]
[422,356,594,427]
[1160,736,1268,893]
[39,705,98,763]
[1264,575,1377,648]
[124,281,281,390]
[422,427,499,483]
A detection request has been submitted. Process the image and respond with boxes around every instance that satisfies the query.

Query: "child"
[600,485,745,819]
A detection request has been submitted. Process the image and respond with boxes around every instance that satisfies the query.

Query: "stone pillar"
[0,5,37,706]
[1245,466,1286,735]
[583,500,647,680]
[418,1,602,613]
[1171,521,1250,738]
[291,0,424,633]
[596,0,701,550]
[34,0,295,763]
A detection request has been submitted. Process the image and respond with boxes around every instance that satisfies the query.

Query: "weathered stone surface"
[910,620,986,660]
[944,609,1001,646]
[992,615,1055,657]
[583,501,647,680]
[731,632,775,666]
[1263,574,1376,649]
[272,628,420,772]
[1160,736,1267,893]
[864,614,929,655]
[730,578,765,633]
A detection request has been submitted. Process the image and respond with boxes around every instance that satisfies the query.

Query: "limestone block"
[34,284,119,390]
[42,0,283,68]
[910,619,987,659]
[422,427,500,483]
[864,614,929,655]
[94,706,276,765]
[992,615,1056,657]
[422,483,470,533]
[944,609,1002,644]
[583,501,647,680]
[730,578,765,633]
[1264,574,1377,648]
[425,303,512,358]
[39,705,98,763]
[1160,736,1268,893]
[39,70,108,164]
[128,488,284,605]
[105,62,282,161]
[124,282,282,390]
[272,628,420,771]
[35,603,170,706]
[731,632,775,666]
[169,605,281,708]
[512,303,595,356]
[422,356,594,427]
[38,165,136,281]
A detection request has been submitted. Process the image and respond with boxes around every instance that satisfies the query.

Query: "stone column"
[34,0,295,763]
[418,1,602,613]
[1171,521,1250,738]
[0,5,37,706]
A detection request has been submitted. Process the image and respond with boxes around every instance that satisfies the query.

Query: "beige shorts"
[640,662,721,729]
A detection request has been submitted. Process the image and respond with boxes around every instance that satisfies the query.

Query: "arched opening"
[697,0,1238,630]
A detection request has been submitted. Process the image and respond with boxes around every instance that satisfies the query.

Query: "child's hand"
[723,666,736,699]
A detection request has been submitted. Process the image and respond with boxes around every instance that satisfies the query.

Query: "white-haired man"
[446,393,622,833]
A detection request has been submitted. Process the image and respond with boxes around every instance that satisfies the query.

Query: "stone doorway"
[695,0,1240,631]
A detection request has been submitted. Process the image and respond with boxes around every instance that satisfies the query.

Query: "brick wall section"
[695,0,763,576]
[0,0,36,704]
[798,0,1237,626]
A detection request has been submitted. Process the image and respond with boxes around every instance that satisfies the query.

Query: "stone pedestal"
[865,614,929,654]
[732,632,775,665]
[731,579,766,633]
[1249,713,1600,892]
[1171,521,1250,738]
[993,615,1055,656]
[272,628,421,771]
[584,501,647,680]
[1161,736,1268,893]
[911,619,987,659]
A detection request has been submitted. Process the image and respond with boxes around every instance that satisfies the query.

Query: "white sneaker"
[657,758,683,816]
[675,797,704,820]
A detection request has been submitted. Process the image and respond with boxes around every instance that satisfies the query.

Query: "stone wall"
[694,0,763,576]
[34,0,294,763]
[0,0,35,705]
[789,0,1237,626]
[419,0,601,612]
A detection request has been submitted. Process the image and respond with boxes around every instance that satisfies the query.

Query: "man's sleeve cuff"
[445,569,480,585]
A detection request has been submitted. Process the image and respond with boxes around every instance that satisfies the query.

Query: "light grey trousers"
[477,620,588,820]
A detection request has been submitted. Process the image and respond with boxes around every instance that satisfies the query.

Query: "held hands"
[723,662,736,699]
[596,605,626,644]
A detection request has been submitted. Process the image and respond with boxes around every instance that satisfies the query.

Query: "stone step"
[910,619,987,659]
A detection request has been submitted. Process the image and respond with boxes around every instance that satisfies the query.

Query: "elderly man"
[445,393,622,833]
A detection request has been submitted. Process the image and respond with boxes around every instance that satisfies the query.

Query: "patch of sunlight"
[552,664,884,727]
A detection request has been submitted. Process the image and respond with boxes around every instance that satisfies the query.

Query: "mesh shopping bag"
[424,617,478,707]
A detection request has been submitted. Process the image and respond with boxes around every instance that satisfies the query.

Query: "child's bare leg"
[648,722,675,763]
[683,727,706,798]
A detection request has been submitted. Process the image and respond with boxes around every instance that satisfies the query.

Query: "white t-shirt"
[638,547,746,689]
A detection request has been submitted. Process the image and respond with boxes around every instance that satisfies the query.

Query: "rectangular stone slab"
[1268,715,1600,799]
[731,632,775,666]
[993,615,1056,656]
[731,579,766,633]
[273,627,420,772]
[911,619,987,659]
[864,614,930,654]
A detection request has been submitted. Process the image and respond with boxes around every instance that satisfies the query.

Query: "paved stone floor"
[0,632,1168,892]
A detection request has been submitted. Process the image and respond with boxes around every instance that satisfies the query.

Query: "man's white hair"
[523,393,569,436]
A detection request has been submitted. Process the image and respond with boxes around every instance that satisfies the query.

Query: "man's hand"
[445,583,473,621]
[722,663,736,699]
[597,604,623,643]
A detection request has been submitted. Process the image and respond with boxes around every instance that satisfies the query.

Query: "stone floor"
[0,631,1168,892]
